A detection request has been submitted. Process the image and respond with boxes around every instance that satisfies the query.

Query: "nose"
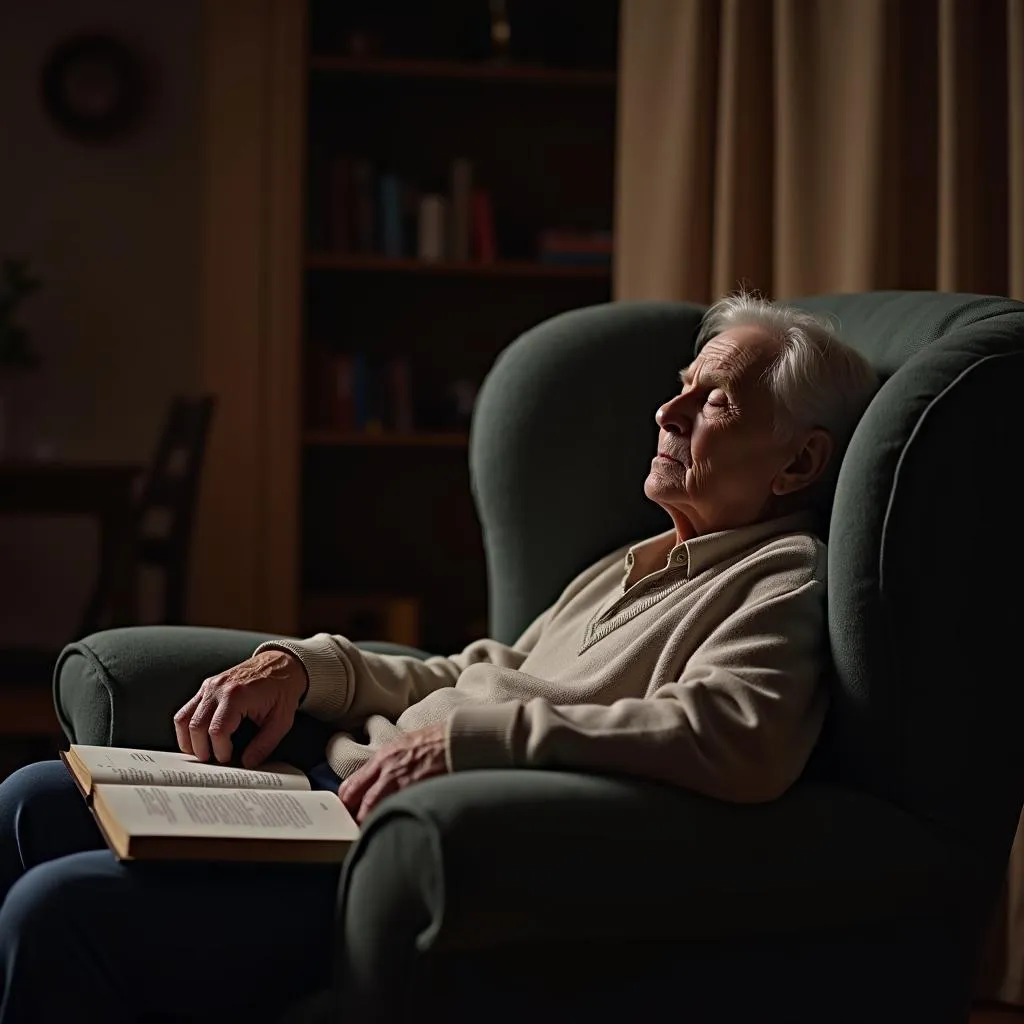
[655,391,696,435]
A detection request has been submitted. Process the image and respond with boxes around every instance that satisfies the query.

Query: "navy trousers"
[0,760,344,1023]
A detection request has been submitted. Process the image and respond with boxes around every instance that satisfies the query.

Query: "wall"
[0,0,202,645]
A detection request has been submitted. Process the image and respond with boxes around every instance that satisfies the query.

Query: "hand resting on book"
[174,649,310,769]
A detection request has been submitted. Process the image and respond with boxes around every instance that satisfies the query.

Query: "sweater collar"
[623,511,818,587]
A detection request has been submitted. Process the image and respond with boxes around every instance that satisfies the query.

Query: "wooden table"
[0,460,143,629]
[0,460,144,745]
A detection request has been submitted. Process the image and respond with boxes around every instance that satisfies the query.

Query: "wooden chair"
[0,395,216,746]
[79,395,216,633]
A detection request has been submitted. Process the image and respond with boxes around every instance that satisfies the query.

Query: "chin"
[644,474,682,505]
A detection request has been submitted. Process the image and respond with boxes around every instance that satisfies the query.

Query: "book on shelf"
[417,193,447,261]
[352,159,376,252]
[62,744,359,863]
[352,351,373,429]
[308,348,416,434]
[307,348,355,431]
[448,157,473,261]
[321,156,499,265]
[378,172,404,257]
[537,228,613,266]
[326,156,376,253]
[471,189,496,263]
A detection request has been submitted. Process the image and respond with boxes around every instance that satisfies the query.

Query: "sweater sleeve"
[252,611,548,726]
[252,546,626,726]
[445,570,827,804]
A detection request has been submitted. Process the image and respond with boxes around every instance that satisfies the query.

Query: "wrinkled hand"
[338,723,449,823]
[173,649,309,768]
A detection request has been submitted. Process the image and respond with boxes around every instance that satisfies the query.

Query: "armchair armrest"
[53,626,430,766]
[54,626,290,750]
[339,769,981,957]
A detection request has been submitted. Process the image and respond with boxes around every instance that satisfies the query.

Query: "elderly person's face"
[645,326,832,540]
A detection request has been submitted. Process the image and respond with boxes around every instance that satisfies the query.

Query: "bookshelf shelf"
[306,253,611,280]
[309,55,617,88]
[304,430,469,448]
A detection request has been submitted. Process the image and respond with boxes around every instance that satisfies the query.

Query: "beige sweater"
[256,511,827,803]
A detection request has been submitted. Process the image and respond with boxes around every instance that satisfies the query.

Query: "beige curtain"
[615,0,1024,1004]
[615,0,1024,303]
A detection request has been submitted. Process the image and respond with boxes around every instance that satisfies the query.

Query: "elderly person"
[0,294,878,1022]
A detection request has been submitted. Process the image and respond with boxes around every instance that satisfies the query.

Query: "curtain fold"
[616,0,1024,302]
[616,0,720,301]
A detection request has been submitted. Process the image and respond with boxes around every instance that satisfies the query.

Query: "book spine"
[379,173,404,258]
[471,189,496,263]
[332,353,355,431]
[352,352,370,430]
[401,179,420,258]
[352,160,376,253]
[417,194,447,262]
[449,158,473,262]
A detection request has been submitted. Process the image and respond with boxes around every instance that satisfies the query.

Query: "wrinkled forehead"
[685,328,783,387]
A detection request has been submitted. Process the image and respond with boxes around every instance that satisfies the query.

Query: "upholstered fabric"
[55,629,426,769]
[469,301,705,645]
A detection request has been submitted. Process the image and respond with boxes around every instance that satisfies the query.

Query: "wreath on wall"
[41,34,151,144]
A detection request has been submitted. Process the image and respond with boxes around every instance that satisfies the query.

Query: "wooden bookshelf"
[309,55,617,88]
[304,430,469,448]
[306,253,610,279]
[302,0,619,651]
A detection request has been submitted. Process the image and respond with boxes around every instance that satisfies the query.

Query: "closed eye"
[705,388,729,408]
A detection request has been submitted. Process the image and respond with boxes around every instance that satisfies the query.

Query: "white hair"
[697,292,879,455]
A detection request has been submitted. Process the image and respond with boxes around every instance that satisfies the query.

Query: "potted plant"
[0,258,42,457]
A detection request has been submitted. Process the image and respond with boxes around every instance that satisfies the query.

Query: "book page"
[69,744,309,792]
[95,785,359,842]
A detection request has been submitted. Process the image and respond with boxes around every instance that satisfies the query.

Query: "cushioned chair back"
[471,301,705,642]
[471,291,1024,865]
[791,291,1024,864]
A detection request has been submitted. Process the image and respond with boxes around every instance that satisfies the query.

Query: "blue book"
[378,174,403,258]
[352,352,370,429]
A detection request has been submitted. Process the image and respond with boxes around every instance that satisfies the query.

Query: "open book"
[62,744,359,864]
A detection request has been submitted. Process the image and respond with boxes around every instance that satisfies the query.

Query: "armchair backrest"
[471,292,1024,866]
[470,301,704,644]
[791,292,1024,869]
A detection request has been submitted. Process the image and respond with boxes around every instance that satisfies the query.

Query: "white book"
[62,744,360,863]
[418,193,447,262]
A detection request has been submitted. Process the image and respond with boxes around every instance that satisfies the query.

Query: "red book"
[331,354,355,431]
[471,189,496,264]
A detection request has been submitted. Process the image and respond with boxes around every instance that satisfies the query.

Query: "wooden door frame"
[190,0,304,635]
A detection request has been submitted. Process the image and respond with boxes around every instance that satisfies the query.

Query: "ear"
[772,428,833,496]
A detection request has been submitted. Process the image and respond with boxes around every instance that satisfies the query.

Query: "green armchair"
[53,292,1024,1023]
